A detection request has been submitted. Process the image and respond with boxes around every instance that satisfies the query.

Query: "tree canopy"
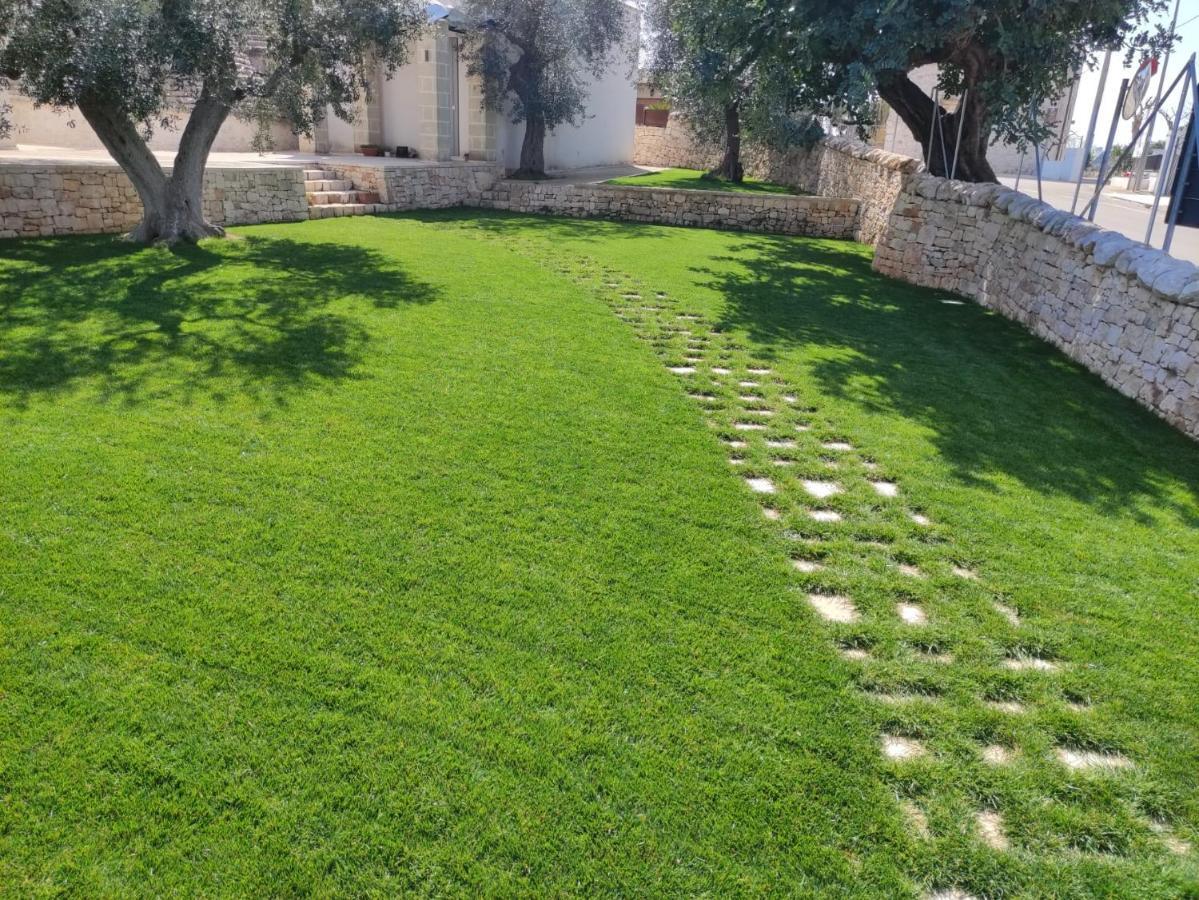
[647,0,1173,182]
[0,0,427,242]
[644,0,822,181]
[459,0,630,177]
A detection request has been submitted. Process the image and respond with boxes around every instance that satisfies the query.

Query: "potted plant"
[359,144,382,157]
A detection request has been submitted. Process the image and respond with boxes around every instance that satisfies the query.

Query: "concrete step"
[307,190,354,205]
[303,169,330,180]
[306,190,382,206]
[304,179,353,192]
[308,202,389,218]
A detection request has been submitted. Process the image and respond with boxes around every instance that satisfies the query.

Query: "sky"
[1070,0,1199,147]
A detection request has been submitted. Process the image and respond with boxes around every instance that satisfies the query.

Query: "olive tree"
[759,0,1173,182]
[644,0,837,181]
[0,0,426,243]
[643,0,760,181]
[459,0,629,178]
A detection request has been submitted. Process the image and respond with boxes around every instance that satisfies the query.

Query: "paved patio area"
[0,144,504,171]
[0,145,653,184]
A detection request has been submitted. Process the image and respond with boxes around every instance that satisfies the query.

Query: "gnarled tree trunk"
[878,71,997,183]
[706,101,744,182]
[78,90,232,244]
[515,109,547,178]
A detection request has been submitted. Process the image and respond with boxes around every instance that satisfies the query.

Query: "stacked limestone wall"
[324,162,502,209]
[632,122,721,172]
[476,180,859,239]
[0,162,506,238]
[873,174,1199,439]
[0,165,308,238]
[633,121,916,244]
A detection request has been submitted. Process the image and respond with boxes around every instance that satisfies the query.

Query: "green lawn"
[606,166,796,194]
[1,211,1197,897]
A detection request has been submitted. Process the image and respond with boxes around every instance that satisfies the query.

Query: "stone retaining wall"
[633,122,721,171]
[633,121,916,244]
[874,174,1199,439]
[0,165,308,238]
[475,180,858,239]
[322,162,503,209]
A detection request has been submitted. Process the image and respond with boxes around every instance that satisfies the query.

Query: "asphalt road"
[1000,176,1199,264]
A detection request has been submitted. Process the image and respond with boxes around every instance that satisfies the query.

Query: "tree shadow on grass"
[399,207,684,245]
[691,233,1199,522]
[0,233,437,408]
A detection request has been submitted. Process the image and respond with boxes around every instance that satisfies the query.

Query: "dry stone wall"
[475,180,858,239]
[632,122,722,171]
[0,165,307,238]
[0,162,503,238]
[873,174,1199,439]
[327,162,502,209]
[633,121,916,244]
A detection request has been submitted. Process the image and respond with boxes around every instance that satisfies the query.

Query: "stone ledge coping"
[335,161,501,170]
[495,179,858,207]
[0,159,501,174]
[592,183,829,203]
[821,136,923,175]
[0,163,307,175]
[908,172,1199,305]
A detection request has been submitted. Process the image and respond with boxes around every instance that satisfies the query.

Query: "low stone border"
[320,162,503,210]
[874,173,1199,438]
[0,164,308,238]
[633,122,917,244]
[475,180,859,239]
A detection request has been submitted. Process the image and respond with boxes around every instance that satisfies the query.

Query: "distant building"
[635,73,671,128]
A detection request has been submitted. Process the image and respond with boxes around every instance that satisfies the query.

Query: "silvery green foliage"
[648,0,1172,181]
[459,0,628,172]
[643,0,824,173]
[789,0,1168,140]
[760,0,1172,180]
[0,0,427,142]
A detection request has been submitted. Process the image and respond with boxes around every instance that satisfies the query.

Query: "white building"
[2,2,639,173]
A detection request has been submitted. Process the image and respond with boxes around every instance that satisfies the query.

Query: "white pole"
[1072,49,1112,214]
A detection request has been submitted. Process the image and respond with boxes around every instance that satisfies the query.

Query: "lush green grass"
[606,166,796,194]
[2,211,1197,897]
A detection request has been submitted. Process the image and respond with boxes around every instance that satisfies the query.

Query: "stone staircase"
[303,168,387,218]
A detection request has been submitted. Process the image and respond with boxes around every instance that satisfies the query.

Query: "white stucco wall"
[380,59,425,154]
[5,96,299,152]
[498,11,638,171]
[325,111,357,154]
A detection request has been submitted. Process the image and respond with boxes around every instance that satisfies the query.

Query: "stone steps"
[305,178,353,192]
[306,189,382,205]
[308,202,389,218]
[302,168,383,217]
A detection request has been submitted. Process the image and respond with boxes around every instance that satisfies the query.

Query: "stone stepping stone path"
[810,592,860,623]
[882,734,925,760]
[450,226,1190,891]
[1054,747,1133,771]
